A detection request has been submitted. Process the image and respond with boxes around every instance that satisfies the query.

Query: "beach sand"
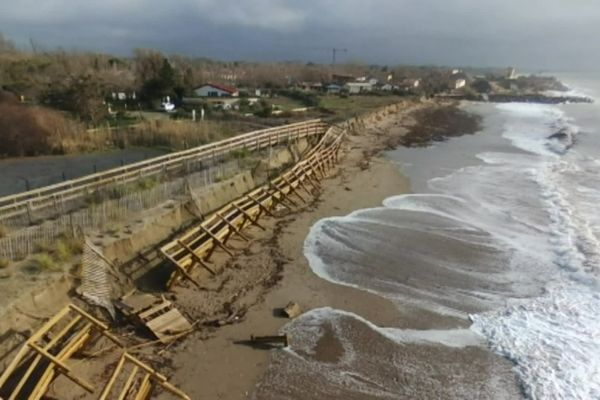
[157,100,521,399]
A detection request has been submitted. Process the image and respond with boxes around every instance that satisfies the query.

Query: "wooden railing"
[0,119,327,223]
[160,125,344,288]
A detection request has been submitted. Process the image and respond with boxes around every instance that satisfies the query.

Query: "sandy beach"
[155,100,521,399]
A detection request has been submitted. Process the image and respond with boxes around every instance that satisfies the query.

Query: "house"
[326,84,343,94]
[194,83,239,98]
[453,78,467,90]
[344,82,374,94]
[400,79,420,89]
[381,83,399,91]
[331,74,356,84]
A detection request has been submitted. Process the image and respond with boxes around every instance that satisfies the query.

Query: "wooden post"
[246,194,275,217]
[199,225,235,257]
[260,187,293,211]
[216,211,250,241]
[68,304,124,347]
[290,169,314,196]
[280,176,307,203]
[269,183,299,207]
[123,353,191,400]
[232,203,266,230]
[177,240,216,275]
[27,342,95,393]
[99,353,127,399]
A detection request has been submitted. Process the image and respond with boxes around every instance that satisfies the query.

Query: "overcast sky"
[0,0,598,69]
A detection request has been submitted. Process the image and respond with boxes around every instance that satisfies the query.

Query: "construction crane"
[331,48,348,65]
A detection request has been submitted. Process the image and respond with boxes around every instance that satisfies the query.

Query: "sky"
[0,0,598,69]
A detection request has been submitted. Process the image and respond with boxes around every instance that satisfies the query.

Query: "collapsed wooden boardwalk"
[160,125,344,288]
[0,122,345,399]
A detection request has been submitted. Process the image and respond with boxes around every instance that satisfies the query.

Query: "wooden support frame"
[280,175,307,203]
[232,203,266,230]
[177,240,216,276]
[100,353,191,400]
[199,224,235,257]
[290,168,314,196]
[216,211,251,241]
[0,303,125,399]
[246,194,276,217]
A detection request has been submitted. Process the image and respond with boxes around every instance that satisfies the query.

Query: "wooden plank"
[27,342,95,393]
[8,315,83,400]
[290,168,314,195]
[145,308,192,343]
[134,373,153,400]
[198,224,235,257]
[232,203,266,230]
[99,353,127,399]
[123,353,191,400]
[118,365,139,400]
[216,211,250,241]
[28,324,92,400]
[246,194,275,217]
[280,175,307,203]
[68,304,124,347]
[177,240,216,276]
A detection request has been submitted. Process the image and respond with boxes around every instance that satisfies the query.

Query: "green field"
[318,95,408,120]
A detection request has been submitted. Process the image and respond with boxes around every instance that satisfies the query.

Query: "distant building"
[344,82,374,94]
[194,83,239,98]
[400,79,420,88]
[381,83,399,91]
[507,67,518,80]
[453,78,467,90]
[326,84,343,94]
[331,74,356,84]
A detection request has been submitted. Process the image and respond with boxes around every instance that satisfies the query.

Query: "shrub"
[0,258,9,269]
[30,254,58,271]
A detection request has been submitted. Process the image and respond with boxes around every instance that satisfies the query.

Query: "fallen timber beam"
[27,341,95,393]
[250,334,289,347]
[8,315,84,399]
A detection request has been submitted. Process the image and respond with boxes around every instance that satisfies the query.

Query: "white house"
[453,79,466,90]
[194,83,239,98]
[345,82,374,94]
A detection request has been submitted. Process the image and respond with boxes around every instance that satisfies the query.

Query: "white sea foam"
[303,98,600,398]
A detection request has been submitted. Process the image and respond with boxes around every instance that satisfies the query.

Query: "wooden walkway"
[0,119,327,223]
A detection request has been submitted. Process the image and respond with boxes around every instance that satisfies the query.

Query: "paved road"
[0,147,169,197]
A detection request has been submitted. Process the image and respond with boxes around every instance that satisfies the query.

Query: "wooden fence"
[0,119,327,224]
[160,125,344,288]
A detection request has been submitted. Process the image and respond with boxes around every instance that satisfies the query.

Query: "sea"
[257,74,600,399]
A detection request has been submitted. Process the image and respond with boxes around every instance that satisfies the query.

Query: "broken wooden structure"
[0,303,191,399]
[0,303,123,399]
[99,352,190,400]
[115,293,192,343]
[250,334,290,348]
[160,126,344,289]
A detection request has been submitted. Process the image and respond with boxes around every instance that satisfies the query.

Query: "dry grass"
[0,258,9,269]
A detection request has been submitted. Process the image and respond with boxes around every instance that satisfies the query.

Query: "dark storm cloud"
[1,0,599,68]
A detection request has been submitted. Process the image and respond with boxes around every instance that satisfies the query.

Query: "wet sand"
[157,101,521,399]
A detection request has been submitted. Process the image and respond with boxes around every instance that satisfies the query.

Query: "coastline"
[159,100,521,399]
